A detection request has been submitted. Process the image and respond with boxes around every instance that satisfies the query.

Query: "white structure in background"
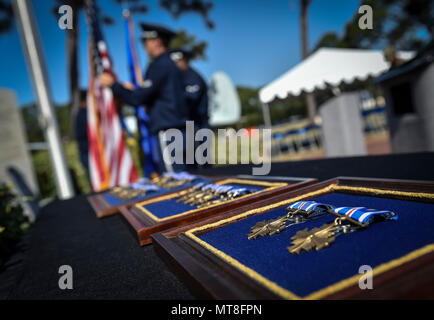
[208,71,241,127]
[319,92,367,157]
[207,71,242,165]
[259,48,414,105]
[0,88,39,220]
[258,48,414,158]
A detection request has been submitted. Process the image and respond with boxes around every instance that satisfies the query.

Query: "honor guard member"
[75,89,90,177]
[99,23,189,173]
[169,48,209,129]
[170,48,210,169]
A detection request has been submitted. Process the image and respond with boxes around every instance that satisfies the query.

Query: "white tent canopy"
[259,48,414,104]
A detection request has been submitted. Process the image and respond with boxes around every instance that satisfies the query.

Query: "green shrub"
[65,141,92,194]
[31,141,93,199]
[32,150,57,199]
[0,184,30,269]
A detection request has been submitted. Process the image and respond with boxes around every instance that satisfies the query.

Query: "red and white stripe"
[87,39,138,191]
[334,207,364,218]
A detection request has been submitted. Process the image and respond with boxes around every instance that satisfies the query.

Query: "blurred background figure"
[170,48,210,169]
[170,48,209,130]
[75,89,89,177]
[99,22,190,173]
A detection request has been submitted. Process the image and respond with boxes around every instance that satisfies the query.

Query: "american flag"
[85,0,138,191]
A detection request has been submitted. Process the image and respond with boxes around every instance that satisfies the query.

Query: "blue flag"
[123,11,159,177]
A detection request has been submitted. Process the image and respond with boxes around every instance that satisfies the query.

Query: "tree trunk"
[300,0,317,123]
[67,3,80,138]
[300,0,310,59]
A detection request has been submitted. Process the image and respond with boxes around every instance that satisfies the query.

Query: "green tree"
[313,0,434,52]
[0,0,13,34]
[21,103,72,141]
[299,0,317,123]
[237,86,262,127]
[160,0,214,29]
[21,103,92,197]
[170,29,208,60]
[236,86,310,127]
[21,104,44,143]
[269,96,306,124]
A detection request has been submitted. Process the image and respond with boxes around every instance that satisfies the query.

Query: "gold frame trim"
[134,179,288,222]
[184,184,434,299]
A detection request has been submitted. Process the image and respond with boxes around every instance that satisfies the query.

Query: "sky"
[0,0,361,106]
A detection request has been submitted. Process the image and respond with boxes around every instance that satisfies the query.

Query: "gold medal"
[287,218,343,254]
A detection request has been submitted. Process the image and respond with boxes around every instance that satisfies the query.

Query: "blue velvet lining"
[197,192,434,298]
[139,184,266,220]
[102,179,208,207]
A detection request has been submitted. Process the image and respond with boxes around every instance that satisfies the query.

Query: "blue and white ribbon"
[199,184,232,193]
[228,187,251,196]
[174,172,197,181]
[287,201,333,213]
[192,182,206,189]
[130,183,160,192]
[215,185,233,193]
[162,172,175,178]
[163,171,198,181]
[229,187,249,194]
[332,207,397,224]
[136,177,150,185]
[201,184,217,191]
[195,184,253,196]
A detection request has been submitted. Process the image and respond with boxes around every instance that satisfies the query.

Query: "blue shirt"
[74,108,88,153]
[111,51,189,134]
[182,67,209,128]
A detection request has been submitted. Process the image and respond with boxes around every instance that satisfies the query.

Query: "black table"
[1,152,434,299]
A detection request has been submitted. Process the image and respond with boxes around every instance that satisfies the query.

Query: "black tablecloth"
[1,152,434,299]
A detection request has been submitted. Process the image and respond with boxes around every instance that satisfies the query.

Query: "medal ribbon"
[331,207,398,224]
[163,171,197,181]
[130,183,160,192]
[287,201,333,214]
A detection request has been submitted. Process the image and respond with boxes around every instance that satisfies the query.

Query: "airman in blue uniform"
[99,23,189,173]
[170,48,211,169]
[169,49,209,130]
[75,90,89,177]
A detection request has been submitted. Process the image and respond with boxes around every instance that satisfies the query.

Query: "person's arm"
[100,64,166,107]
[197,84,209,125]
[110,82,155,107]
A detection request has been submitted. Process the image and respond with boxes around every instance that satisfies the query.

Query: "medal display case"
[118,176,317,245]
[152,177,434,299]
[87,173,211,218]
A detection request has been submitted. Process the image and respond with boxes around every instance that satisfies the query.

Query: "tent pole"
[13,0,75,199]
[261,102,272,128]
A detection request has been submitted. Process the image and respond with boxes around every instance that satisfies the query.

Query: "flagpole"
[13,0,75,199]
[123,9,158,178]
